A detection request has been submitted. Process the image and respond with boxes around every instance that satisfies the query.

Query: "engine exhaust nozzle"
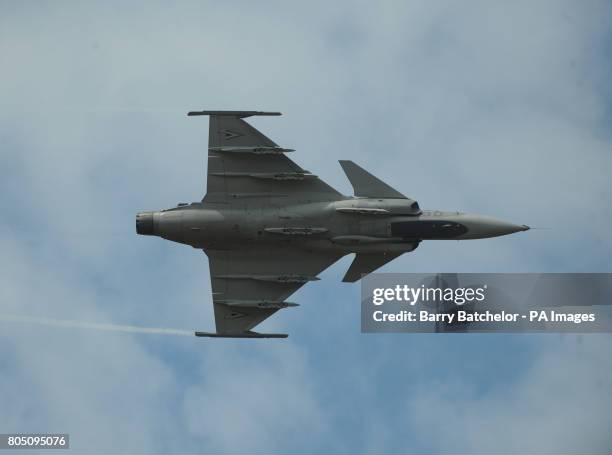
[136,212,155,236]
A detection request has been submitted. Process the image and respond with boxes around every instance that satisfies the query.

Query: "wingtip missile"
[194,331,288,339]
[187,110,282,118]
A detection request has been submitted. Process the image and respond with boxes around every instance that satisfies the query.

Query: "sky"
[1,1,611,454]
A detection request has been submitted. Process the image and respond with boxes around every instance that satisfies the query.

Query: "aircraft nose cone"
[498,221,530,235]
[459,215,530,239]
[489,218,530,237]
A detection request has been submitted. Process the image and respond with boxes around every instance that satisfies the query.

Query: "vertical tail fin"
[339,160,407,199]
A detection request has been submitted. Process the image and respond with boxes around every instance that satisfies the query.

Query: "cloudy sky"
[1,1,611,453]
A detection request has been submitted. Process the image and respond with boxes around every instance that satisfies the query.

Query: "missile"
[194,331,288,338]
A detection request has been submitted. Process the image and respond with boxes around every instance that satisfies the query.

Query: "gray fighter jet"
[136,111,529,338]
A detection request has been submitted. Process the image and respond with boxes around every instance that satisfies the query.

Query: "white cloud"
[182,344,329,454]
[406,336,612,455]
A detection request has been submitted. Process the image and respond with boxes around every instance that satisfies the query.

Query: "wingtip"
[187,110,282,118]
[194,331,288,338]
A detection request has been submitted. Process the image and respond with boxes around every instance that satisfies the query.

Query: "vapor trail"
[0,314,193,337]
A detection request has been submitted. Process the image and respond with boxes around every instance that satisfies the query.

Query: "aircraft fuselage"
[136,197,529,254]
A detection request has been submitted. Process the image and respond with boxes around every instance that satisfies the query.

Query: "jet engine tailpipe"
[136,212,155,236]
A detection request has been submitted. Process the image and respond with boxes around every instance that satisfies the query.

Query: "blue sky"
[1,1,611,454]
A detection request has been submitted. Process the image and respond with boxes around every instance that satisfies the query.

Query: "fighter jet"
[136,110,529,338]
